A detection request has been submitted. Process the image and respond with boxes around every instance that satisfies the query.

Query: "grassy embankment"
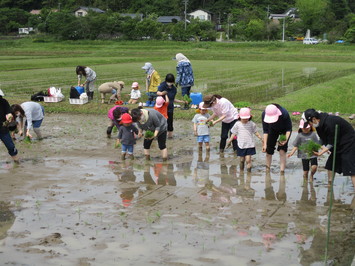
[0,38,354,122]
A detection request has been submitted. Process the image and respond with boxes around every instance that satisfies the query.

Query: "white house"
[188,9,212,21]
[269,8,299,21]
[18,27,34,34]
[74,6,105,17]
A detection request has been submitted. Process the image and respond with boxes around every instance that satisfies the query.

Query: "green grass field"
[1,38,354,118]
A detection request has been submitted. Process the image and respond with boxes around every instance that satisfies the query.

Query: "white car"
[303,38,319,44]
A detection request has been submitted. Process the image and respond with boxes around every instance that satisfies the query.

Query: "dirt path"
[0,113,354,266]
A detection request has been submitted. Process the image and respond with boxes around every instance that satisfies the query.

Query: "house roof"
[189,9,213,15]
[30,10,41,15]
[157,16,182,23]
[269,7,298,19]
[74,6,105,13]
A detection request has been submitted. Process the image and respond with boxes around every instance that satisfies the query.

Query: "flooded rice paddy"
[0,113,354,266]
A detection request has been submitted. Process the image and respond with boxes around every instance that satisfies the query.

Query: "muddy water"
[0,113,354,266]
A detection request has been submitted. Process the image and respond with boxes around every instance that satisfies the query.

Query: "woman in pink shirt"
[203,94,239,154]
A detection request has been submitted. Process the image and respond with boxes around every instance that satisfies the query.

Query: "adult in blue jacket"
[262,104,292,173]
[174,53,194,97]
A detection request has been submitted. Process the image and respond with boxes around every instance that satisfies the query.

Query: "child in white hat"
[192,102,211,152]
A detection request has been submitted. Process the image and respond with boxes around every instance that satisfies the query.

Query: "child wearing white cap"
[192,102,211,151]
[287,119,320,183]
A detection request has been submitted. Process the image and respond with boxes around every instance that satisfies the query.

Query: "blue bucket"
[75,86,85,95]
[190,92,203,105]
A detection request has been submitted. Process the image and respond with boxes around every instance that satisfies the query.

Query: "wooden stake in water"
[325,124,338,263]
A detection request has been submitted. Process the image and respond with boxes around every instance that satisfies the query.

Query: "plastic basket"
[69,98,88,105]
[43,96,63,103]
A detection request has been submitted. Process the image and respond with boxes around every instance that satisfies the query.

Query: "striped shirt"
[230,120,258,149]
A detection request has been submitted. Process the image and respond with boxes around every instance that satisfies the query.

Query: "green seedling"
[299,140,321,158]
[112,126,118,133]
[114,142,121,149]
[208,121,213,127]
[183,94,192,104]
[278,134,286,142]
[24,136,31,144]
[144,130,154,139]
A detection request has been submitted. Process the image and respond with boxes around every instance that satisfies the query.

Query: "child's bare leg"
[240,157,245,171]
[245,155,252,172]
[205,142,210,151]
[198,142,203,151]
[310,165,317,182]
[131,99,138,104]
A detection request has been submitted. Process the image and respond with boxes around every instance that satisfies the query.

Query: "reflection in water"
[0,201,15,240]
[193,150,210,187]
[115,160,139,208]
[276,173,287,202]
[264,172,276,200]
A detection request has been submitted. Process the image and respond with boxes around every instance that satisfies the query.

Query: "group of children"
[114,99,321,184]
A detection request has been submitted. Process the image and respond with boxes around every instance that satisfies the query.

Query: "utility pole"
[183,0,188,30]
[282,17,285,42]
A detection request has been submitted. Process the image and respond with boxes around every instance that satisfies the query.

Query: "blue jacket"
[176,62,194,88]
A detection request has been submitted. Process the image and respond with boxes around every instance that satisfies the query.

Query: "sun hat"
[199,102,208,110]
[0,89,4,96]
[155,96,166,108]
[263,104,282,123]
[141,62,152,70]
[239,107,251,119]
[131,82,139,88]
[121,113,132,124]
[202,95,215,108]
[299,119,310,129]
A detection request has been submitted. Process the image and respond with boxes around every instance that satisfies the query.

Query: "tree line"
[0,0,354,42]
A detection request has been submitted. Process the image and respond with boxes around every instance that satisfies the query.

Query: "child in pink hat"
[128,82,141,104]
[287,119,320,183]
[262,104,292,173]
[154,96,169,119]
[226,107,263,171]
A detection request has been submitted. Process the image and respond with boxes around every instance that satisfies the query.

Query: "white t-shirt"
[192,113,210,136]
[130,89,141,99]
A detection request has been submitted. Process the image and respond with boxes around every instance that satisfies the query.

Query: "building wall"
[75,9,88,17]
[189,10,211,21]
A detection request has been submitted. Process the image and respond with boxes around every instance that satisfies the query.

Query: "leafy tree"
[0,8,30,34]
[245,18,265,40]
[296,0,328,36]
[135,16,163,40]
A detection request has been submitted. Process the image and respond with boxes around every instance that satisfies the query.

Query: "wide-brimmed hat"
[199,102,208,110]
[142,62,152,70]
[202,95,215,108]
[263,104,282,123]
[239,107,251,119]
[121,113,132,124]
